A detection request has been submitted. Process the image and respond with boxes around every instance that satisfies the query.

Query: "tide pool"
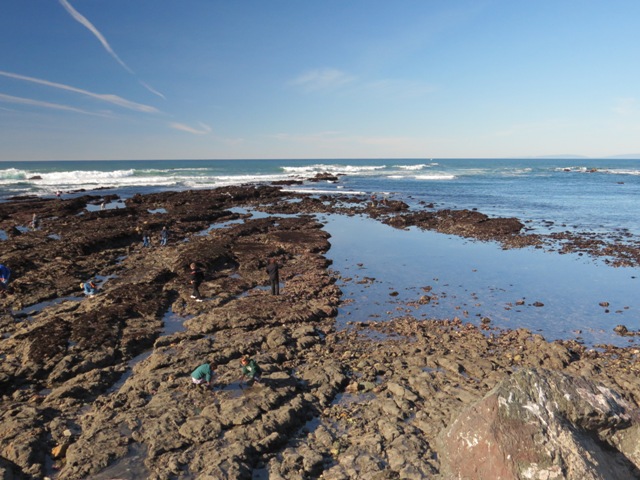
[322,213,640,348]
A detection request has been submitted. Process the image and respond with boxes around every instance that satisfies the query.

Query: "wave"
[281,164,386,175]
[394,164,428,171]
[608,169,640,176]
[554,166,640,176]
[415,174,456,180]
[0,168,29,180]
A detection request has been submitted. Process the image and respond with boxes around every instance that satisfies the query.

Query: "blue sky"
[1,0,640,160]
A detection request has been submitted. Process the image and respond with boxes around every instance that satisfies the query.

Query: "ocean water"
[1,158,639,346]
[1,158,639,236]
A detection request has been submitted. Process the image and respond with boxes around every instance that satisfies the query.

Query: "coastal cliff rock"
[440,368,640,479]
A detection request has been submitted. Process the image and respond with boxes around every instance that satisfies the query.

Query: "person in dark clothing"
[160,225,169,246]
[0,264,11,293]
[189,262,204,302]
[266,258,280,295]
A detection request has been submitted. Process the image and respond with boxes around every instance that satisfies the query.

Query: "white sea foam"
[395,164,427,170]
[281,164,385,175]
[553,166,640,176]
[415,174,456,180]
[605,169,640,176]
[284,187,366,195]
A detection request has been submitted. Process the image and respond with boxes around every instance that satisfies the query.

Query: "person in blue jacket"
[0,264,11,292]
[80,281,97,296]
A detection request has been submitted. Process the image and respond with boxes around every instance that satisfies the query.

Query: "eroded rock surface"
[440,368,640,479]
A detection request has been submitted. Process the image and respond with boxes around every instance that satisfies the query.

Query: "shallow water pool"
[321,214,640,348]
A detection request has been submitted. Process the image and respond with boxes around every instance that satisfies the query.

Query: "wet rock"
[614,325,629,336]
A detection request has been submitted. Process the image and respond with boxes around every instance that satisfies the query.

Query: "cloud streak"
[169,122,212,135]
[0,93,105,116]
[58,0,165,99]
[290,68,356,92]
[0,70,159,113]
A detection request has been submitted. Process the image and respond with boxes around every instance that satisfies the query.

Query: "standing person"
[160,226,169,246]
[189,262,204,302]
[191,362,215,388]
[30,213,39,230]
[0,264,11,292]
[142,230,151,248]
[266,258,280,295]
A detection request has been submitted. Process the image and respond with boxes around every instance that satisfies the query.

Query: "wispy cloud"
[0,93,105,116]
[58,0,165,99]
[289,68,356,92]
[0,70,159,113]
[613,97,636,116]
[169,122,212,135]
[289,68,434,100]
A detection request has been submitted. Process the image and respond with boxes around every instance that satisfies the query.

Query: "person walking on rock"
[160,225,169,246]
[191,362,215,388]
[189,262,204,302]
[266,258,280,295]
[142,230,151,248]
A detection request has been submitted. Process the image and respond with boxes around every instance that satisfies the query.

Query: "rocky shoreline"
[1,183,640,479]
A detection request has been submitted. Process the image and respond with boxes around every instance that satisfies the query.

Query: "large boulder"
[439,368,640,479]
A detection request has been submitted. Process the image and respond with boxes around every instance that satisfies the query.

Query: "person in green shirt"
[191,362,214,388]
[240,356,262,385]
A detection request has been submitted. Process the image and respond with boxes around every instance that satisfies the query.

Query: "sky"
[1,0,640,161]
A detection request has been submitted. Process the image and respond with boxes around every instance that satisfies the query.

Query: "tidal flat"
[1,184,640,479]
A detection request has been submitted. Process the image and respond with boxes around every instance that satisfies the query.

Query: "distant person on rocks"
[80,280,97,296]
[30,213,39,230]
[56,190,62,200]
[142,230,151,248]
[0,264,11,292]
[266,258,280,295]
[191,362,215,388]
[240,356,262,385]
[189,262,204,302]
[160,226,169,246]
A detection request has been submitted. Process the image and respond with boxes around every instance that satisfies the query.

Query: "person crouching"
[191,362,215,388]
[240,356,262,385]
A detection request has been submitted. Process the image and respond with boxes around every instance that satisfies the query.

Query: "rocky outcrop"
[1,185,640,479]
[440,368,640,479]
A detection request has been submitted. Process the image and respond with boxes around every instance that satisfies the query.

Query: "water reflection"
[322,214,640,348]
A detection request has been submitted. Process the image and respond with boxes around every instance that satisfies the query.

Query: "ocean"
[1,158,639,347]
